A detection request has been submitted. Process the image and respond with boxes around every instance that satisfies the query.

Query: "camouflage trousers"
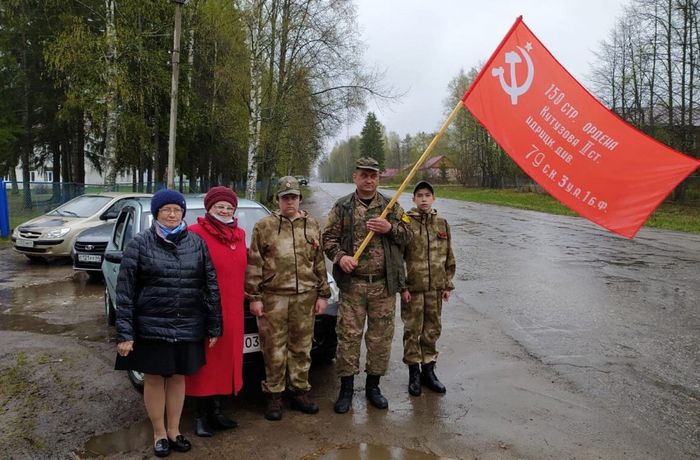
[336,278,396,377]
[400,290,443,364]
[257,290,317,393]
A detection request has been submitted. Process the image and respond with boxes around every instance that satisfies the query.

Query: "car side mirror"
[104,250,123,263]
[101,210,120,221]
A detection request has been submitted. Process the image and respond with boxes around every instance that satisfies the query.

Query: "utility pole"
[167,0,185,189]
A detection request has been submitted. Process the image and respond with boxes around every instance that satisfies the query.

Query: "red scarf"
[197,213,241,248]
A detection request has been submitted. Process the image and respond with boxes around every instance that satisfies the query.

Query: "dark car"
[101,195,338,390]
[72,222,116,280]
[295,175,308,186]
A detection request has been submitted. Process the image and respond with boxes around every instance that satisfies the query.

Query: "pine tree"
[359,112,385,170]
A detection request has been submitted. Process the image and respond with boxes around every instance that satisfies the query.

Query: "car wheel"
[128,370,145,392]
[104,288,116,326]
[88,271,103,282]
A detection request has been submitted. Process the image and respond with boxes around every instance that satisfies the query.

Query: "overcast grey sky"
[331,0,628,147]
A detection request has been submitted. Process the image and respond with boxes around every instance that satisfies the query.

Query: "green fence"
[0,179,274,234]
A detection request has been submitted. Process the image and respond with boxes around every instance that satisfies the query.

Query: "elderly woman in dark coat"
[115,189,222,458]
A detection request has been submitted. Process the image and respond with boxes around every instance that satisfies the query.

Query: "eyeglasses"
[213,205,235,212]
[159,207,183,215]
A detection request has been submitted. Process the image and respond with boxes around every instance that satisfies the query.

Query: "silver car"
[12,192,150,261]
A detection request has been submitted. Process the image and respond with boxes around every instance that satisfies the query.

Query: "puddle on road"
[316,443,454,460]
[0,277,110,341]
[80,419,151,458]
[80,432,455,460]
[0,313,110,341]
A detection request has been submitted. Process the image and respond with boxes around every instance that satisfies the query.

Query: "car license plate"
[243,333,260,353]
[16,238,34,248]
[78,254,102,263]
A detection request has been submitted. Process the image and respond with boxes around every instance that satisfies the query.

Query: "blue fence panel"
[0,180,9,237]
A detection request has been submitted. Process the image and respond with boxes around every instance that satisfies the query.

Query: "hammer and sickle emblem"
[491,43,535,105]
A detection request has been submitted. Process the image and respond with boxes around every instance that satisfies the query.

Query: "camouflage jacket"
[403,207,456,292]
[322,192,411,294]
[245,210,330,301]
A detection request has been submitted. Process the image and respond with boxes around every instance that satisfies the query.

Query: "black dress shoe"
[168,434,192,453]
[153,438,171,457]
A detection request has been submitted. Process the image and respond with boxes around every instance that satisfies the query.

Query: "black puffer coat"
[115,224,222,343]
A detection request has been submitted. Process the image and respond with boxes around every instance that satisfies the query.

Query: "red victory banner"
[462,16,700,238]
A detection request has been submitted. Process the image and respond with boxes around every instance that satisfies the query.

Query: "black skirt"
[115,339,206,377]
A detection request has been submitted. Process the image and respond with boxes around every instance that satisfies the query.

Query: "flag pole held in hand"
[352,100,464,261]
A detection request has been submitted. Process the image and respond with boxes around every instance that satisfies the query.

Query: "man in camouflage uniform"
[245,176,330,421]
[401,181,456,396]
[322,157,412,413]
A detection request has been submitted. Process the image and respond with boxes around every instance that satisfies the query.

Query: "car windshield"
[236,207,270,246]
[141,205,269,247]
[142,207,208,231]
[48,195,113,218]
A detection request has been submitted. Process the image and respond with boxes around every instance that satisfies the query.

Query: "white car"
[11,192,150,260]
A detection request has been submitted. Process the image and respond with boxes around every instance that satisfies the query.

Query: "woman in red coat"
[185,186,246,437]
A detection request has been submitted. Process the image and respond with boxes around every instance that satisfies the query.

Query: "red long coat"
[185,220,246,396]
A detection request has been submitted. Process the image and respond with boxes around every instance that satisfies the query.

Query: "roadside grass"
[1,193,49,243]
[391,185,700,234]
[0,353,42,449]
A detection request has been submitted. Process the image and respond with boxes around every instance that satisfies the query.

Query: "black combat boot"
[421,362,446,393]
[408,364,422,396]
[291,390,319,414]
[194,397,214,437]
[208,396,238,429]
[334,376,354,414]
[365,374,388,409]
[264,392,283,421]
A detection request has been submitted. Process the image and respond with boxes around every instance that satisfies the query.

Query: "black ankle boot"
[291,390,319,414]
[194,397,214,437]
[421,362,446,393]
[265,392,283,421]
[365,374,388,409]
[408,364,422,396]
[208,396,238,429]
[334,376,354,414]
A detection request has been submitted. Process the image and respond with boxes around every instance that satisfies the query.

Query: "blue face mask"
[156,220,186,237]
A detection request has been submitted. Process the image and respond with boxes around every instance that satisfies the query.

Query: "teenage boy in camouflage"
[246,176,331,421]
[401,181,456,396]
[322,157,412,413]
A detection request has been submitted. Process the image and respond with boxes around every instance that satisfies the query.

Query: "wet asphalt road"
[310,183,700,459]
[1,182,698,459]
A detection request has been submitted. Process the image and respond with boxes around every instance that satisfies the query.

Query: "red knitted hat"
[204,186,238,211]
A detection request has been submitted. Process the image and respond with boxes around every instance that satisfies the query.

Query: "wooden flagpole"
[353,100,465,261]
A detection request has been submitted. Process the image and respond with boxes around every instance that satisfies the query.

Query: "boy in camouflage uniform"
[322,157,412,413]
[401,181,456,396]
[245,176,331,421]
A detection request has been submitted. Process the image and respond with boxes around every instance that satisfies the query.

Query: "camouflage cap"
[355,156,380,172]
[413,180,434,195]
[276,175,301,197]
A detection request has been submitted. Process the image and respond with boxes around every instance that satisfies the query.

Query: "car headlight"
[44,227,70,239]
